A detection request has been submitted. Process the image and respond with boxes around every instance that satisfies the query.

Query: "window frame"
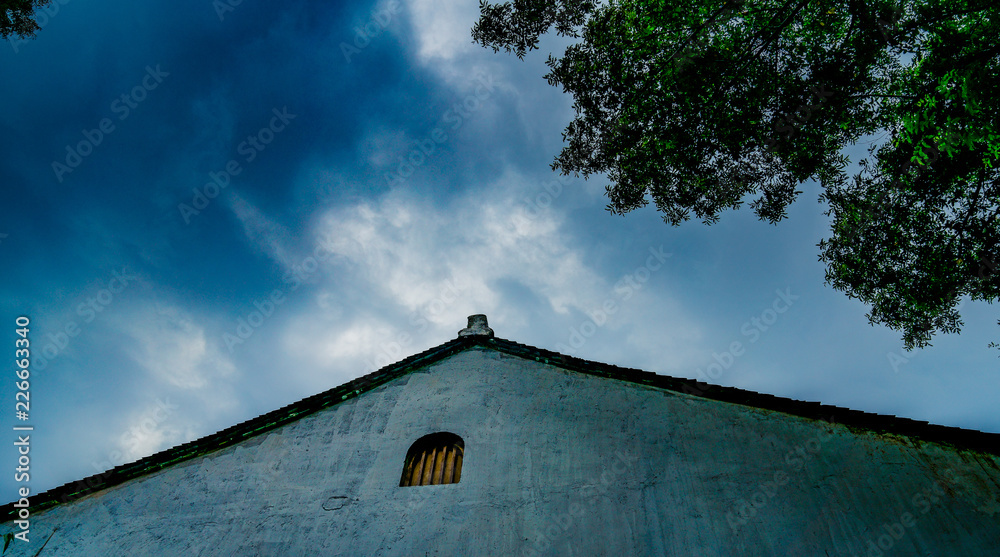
[399,432,464,487]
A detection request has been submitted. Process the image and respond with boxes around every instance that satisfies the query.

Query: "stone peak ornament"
[458,314,494,338]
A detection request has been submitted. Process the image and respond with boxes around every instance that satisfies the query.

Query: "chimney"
[458,314,494,338]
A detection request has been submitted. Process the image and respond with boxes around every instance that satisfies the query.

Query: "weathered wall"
[5,346,1000,556]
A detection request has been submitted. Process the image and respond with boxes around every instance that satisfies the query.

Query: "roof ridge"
[479,336,1000,456]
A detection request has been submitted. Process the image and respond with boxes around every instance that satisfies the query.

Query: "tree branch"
[747,0,813,59]
[898,1,997,37]
[847,94,920,99]
[660,0,746,65]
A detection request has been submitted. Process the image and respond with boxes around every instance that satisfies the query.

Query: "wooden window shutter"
[400,432,464,487]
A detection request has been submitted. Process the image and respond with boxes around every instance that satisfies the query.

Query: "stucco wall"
[5,346,1000,556]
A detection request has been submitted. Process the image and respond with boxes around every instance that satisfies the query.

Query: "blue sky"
[1,0,998,499]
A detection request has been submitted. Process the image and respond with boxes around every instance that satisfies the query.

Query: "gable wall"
[6,346,1000,556]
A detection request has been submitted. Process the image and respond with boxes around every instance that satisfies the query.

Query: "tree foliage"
[1,0,51,41]
[473,0,1000,352]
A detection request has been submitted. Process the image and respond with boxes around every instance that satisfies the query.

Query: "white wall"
[5,346,1000,555]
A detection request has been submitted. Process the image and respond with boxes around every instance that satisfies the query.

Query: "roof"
[4,331,1000,521]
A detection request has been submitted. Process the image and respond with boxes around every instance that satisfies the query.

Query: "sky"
[0,0,997,500]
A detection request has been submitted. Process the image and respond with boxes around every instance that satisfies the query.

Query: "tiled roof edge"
[475,337,1000,457]
[0,336,473,521]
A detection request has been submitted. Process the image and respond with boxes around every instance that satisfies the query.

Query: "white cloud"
[229,191,296,271]
[121,304,237,391]
[315,174,604,317]
[114,400,183,464]
[88,304,243,466]
[276,167,701,384]
[404,0,480,63]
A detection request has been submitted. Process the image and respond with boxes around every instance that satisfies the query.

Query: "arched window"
[399,432,464,487]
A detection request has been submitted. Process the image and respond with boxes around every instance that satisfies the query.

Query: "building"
[2,315,999,555]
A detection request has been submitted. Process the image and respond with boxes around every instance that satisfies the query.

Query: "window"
[399,432,464,487]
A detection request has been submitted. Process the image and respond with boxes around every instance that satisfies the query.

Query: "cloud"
[401,0,517,93]
[229,190,296,271]
[316,172,605,316]
[278,168,617,375]
[404,0,481,63]
[271,164,705,393]
[122,304,236,392]
[79,303,244,469]
[110,398,185,465]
